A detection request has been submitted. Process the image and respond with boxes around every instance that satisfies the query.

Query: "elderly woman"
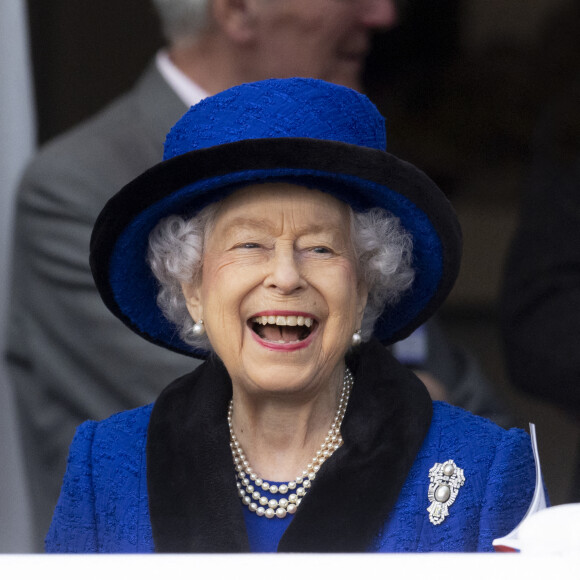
[47,78,535,553]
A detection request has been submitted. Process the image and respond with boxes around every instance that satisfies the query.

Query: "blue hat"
[90,78,462,358]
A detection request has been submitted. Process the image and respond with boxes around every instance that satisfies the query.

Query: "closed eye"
[235,242,261,249]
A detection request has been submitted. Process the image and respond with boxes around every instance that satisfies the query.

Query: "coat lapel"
[147,356,249,552]
[147,339,432,552]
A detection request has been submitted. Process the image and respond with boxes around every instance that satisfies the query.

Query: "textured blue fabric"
[163,78,386,158]
[46,402,535,553]
[243,482,294,552]
[47,407,155,553]
[371,404,535,552]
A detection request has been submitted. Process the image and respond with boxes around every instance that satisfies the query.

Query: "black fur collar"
[147,339,432,552]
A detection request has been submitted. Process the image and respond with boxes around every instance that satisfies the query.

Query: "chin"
[328,65,364,92]
[239,353,322,395]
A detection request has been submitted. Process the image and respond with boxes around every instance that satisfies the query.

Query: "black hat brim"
[90,137,462,358]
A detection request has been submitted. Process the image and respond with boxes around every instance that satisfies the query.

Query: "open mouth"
[249,315,317,344]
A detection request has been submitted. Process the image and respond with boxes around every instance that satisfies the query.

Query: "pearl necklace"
[228,367,353,519]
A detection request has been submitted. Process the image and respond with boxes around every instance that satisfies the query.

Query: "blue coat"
[46,341,535,552]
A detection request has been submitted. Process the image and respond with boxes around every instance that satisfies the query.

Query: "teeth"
[252,315,314,327]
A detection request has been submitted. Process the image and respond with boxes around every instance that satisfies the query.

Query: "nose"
[359,0,398,29]
[264,245,305,294]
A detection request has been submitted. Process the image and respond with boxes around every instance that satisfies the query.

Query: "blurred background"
[2,0,579,550]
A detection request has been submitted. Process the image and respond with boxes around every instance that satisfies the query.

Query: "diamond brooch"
[427,459,465,525]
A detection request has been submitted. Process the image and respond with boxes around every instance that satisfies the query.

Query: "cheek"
[201,254,260,298]
[199,264,237,327]
[201,294,246,362]
[199,261,264,340]
[283,13,332,52]
[309,262,360,318]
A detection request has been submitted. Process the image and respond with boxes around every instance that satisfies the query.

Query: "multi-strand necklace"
[228,367,353,519]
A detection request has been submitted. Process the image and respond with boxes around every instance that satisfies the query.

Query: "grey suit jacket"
[6,62,198,548]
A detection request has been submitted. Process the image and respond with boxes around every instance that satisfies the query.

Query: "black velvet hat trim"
[147,339,432,552]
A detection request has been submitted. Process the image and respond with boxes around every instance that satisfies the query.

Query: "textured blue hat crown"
[163,77,387,160]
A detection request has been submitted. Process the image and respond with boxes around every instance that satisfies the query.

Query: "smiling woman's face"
[181,183,367,396]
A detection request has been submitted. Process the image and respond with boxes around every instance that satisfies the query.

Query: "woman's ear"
[181,281,203,323]
[211,0,259,44]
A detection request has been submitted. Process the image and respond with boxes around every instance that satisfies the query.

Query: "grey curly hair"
[147,199,415,352]
[152,0,211,43]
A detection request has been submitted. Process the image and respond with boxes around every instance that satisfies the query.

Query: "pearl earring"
[191,319,205,337]
[351,329,362,347]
